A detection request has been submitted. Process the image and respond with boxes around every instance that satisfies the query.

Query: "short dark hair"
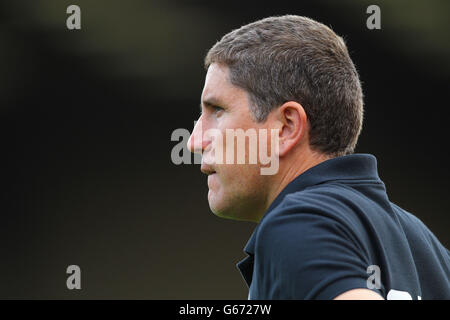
[205,15,363,157]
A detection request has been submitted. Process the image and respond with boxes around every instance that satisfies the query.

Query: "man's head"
[188,15,364,222]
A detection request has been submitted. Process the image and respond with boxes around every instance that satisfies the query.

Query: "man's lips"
[201,165,216,175]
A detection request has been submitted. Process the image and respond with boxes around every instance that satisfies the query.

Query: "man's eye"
[213,106,224,113]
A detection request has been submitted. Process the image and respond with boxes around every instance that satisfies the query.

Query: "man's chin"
[208,197,257,222]
[208,198,232,219]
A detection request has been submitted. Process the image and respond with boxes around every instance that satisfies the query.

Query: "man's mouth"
[201,165,216,176]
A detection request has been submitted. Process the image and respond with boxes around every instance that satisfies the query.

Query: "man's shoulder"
[256,181,386,251]
[256,183,366,246]
[265,181,368,223]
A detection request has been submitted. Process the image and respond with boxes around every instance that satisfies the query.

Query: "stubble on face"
[200,64,273,222]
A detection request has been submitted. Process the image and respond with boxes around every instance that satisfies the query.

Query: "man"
[187,15,450,299]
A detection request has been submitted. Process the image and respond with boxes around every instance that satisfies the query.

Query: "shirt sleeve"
[253,197,384,300]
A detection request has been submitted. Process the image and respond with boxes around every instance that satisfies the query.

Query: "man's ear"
[275,101,308,157]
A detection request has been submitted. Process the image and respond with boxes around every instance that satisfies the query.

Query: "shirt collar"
[241,153,381,257]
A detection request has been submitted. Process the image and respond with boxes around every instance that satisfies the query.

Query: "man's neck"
[260,150,331,222]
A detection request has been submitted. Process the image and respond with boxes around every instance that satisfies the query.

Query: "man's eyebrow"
[200,97,225,109]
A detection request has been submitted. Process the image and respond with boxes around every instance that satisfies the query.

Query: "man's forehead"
[201,64,231,105]
[203,64,229,93]
[201,63,251,106]
[206,63,229,81]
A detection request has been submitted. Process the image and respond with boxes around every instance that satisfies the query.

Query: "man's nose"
[188,117,209,154]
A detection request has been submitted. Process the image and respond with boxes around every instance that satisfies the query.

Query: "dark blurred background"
[1,0,449,299]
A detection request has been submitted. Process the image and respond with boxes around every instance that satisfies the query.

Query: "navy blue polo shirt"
[237,154,450,299]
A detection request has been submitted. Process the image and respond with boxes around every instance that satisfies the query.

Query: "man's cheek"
[214,168,232,194]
